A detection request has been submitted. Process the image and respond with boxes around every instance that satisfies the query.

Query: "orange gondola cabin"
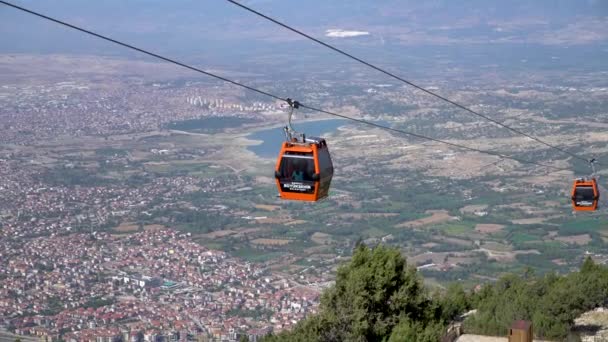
[571,178,599,211]
[274,137,333,202]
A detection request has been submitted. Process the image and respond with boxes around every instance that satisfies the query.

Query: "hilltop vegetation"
[466,257,608,339]
[262,244,608,341]
[262,244,452,342]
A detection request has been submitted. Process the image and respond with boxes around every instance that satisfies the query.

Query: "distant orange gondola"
[571,178,599,211]
[274,98,333,202]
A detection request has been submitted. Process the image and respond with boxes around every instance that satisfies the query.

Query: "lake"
[166,116,258,133]
[248,119,347,158]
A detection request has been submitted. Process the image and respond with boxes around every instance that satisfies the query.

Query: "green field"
[555,217,608,235]
[442,223,475,236]
[510,232,542,244]
[232,247,286,263]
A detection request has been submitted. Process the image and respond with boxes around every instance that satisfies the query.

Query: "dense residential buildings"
[1,229,321,341]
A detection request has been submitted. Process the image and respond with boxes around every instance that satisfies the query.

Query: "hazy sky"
[1,1,607,70]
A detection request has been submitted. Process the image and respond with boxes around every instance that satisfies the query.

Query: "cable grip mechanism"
[590,158,598,178]
[284,98,305,143]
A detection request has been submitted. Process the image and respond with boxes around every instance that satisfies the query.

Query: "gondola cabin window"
[574,186,595,207]
[278,153,316,194]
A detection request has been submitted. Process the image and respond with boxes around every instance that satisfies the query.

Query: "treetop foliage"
[262,244,608,341]
[262,244,453,342]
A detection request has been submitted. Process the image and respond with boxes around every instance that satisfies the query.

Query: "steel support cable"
[0,0,571,174]
[0,1,284,102]
[299,103,571,173]
[225,0,602,168]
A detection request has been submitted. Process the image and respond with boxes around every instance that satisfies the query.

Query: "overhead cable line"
[0,1,284,102]
[299,103,571,173]
[225,0,603,168]
[0,0,571,174]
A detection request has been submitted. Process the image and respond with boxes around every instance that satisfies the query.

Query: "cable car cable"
[0,0,572,174]
[0,0,285,103]
[298,103,571,173]
[225,0,604,167]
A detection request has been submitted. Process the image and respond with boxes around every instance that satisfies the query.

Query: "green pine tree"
[262,244,448,341]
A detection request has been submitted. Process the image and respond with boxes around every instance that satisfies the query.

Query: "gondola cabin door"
[275,138,333,202]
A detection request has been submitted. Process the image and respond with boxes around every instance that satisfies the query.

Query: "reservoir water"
[248,119,347,158]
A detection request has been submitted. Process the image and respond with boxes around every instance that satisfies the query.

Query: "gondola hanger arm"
[284,98,304,143]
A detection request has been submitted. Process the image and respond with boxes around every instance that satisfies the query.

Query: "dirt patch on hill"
[457,335,507,342]
[286,220,307,226]
[251,238,291,246]
[477,248,539,262]
[202,229,236,239]
[340,213,399,220]
[396,210,454,228]
[422,242,439,249]
[311,232,332,245]
[144,224,165,231]
[511,217,547,224]
[574,308,608,342]
[475,224,505,234]
[232,227,265,238]
[114,222,139,233]
[460,205,488,214]
[458,334,552,342]
[433,236,473,247]
[599,230,608,242]
[410,252,450,265]
[255,217,292,224]
[543,200,561,207]
[254,204,281,211]
[411,250,478,265]
[481,242,513,252]
[555,234,592,245]
[552,259,568,265]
